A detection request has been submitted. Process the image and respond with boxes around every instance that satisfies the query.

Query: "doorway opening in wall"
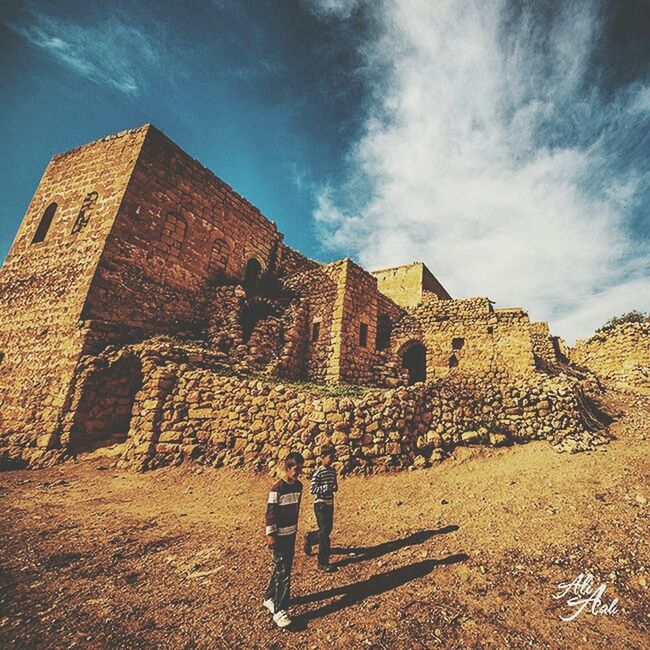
[401,342,426,385]
[69,356,143,453]
[244,258,262,293]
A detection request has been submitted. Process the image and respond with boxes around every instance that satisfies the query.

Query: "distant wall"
[391,298,537,380]
[572,322,650,389]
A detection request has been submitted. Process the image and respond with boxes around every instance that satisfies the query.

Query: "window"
[359,323,368,348]
[31,202,57,244]
[448,354,459,368]
[487,326,494,335]
[0,351,4,365]
[311,321,321,342]
[71,191,98,234]
[244,258,262,292]
[376,314,392,350]
[452,337,465,350]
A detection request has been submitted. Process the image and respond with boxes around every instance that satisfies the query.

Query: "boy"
[304,443,338,572]
[264,451,304,629]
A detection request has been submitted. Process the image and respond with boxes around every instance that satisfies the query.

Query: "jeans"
[264,534,295,613]
[313,502,334,566]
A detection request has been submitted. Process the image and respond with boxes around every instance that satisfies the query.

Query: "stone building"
[0,125,569,464]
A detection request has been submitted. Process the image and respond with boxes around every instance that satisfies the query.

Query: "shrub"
[596,310,649,333]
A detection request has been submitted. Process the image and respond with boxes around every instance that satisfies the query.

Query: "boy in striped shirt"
[304,443,338,572]
[263,451,304,629]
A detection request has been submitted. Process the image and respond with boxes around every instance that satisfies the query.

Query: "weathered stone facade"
[0,125,611,470]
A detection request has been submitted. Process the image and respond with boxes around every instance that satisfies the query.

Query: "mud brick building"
[0,125,571,465]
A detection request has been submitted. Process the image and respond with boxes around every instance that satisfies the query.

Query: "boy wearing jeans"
[304,444,338,572]
[264,452,304,628]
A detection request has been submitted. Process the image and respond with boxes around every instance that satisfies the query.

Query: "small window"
[377,314,392,350]
[449,354,459,368]
[311,321,321,342]
[487,326,494,335]
[359,323,368,348]
[32,202,57,244]
[0,351,4,365]
[452,337,465,350]
[244,258,262,292]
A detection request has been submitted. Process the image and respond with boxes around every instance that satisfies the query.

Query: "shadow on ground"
[291,552,468,630]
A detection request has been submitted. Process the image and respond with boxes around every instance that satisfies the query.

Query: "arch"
[400,341,427,385]
[31,202,57,244]
[69,356,143,452]
[244,258,262,293]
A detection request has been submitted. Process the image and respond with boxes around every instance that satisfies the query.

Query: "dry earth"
[1,390,648,649]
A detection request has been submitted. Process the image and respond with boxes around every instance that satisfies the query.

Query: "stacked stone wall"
[48,341,609,473]
[571,322,650,390]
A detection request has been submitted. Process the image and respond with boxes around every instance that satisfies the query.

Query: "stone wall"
[571,322,650,390]
[0,127,147,453]
[2,339,602,472]
[84,125,283,332]
[391,297,538,382]
[372,262,450,308]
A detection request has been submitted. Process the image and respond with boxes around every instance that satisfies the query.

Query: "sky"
[1,0,648,344]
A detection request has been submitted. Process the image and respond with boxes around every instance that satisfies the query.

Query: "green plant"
[596,310,649,333]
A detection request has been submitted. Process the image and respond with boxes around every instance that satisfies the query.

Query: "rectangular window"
[311,321,321,342]
[359,323,368,348]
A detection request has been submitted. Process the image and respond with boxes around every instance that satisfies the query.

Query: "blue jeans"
[310,502,333,566]
[265,534,295,612]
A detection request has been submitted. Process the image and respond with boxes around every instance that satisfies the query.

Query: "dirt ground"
[1,389,648,649]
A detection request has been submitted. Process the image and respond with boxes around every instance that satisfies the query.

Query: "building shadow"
[291,553,468,630]
[329,526,458,568]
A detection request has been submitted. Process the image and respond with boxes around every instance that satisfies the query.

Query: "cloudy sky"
[1,0,648,343]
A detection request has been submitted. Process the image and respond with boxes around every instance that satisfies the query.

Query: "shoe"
[263,599,275,614]
[318,563,338,573]
[273,610,292,628]
[303,533,313,556]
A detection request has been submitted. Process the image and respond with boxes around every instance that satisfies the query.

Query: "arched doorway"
[244,258,262,293]
[401,342,427,385]
[70,357,143,452]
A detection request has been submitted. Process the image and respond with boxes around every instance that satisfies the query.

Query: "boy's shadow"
[330,526,458,568]
[291,553,468,630]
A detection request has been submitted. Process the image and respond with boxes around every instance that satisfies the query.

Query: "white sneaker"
[273,610,292,628]
[263,599,275,614]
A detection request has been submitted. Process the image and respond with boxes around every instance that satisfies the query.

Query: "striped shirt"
[310,466,338,505]
[265,479,303,537]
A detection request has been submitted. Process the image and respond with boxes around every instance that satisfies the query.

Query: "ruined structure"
[571,322,650,391]
[0,126,609,470]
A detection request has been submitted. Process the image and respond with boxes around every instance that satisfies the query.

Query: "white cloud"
[310,1,650,344]
[303,0,362,20]
[8,12,160,95]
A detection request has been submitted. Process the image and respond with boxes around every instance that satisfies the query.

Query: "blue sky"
[1,0,649,343]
